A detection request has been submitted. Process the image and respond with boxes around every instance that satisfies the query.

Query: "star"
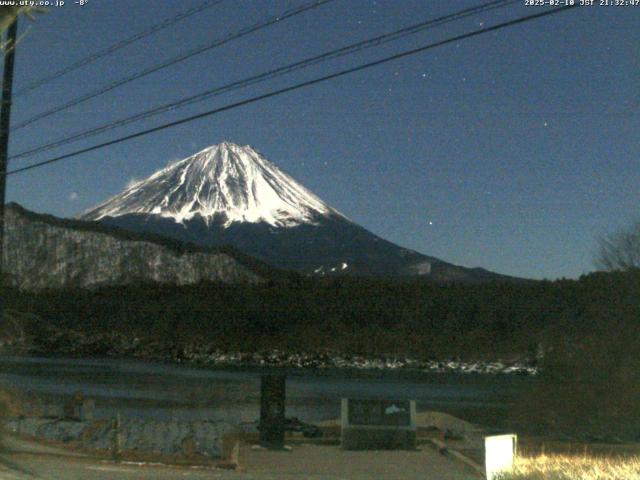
[543,121,549,127]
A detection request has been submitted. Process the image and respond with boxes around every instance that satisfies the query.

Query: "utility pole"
[0,16,18,325]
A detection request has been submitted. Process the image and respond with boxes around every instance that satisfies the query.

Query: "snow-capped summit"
[82,142,343,228]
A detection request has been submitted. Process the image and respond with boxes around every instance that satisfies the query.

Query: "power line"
[15,0,225,97]
[11,0,336,131]
[7,5,577,177]
[11,0,519,162]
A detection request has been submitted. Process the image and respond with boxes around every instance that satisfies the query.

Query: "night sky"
[5,0,639,280]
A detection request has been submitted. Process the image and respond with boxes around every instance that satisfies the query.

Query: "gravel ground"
[239,443,480,480]
[0,438,480,480]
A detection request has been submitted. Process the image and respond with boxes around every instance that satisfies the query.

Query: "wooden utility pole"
[0,16,18,325]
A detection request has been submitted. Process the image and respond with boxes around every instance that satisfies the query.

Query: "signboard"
[341,398,416,450]
[259,375,286,449]
[485,434,517,480]
[348,399,412,427]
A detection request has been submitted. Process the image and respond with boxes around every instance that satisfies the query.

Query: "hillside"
[3,203,289,290]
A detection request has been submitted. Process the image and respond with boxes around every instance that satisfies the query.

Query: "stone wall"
[5,417,232,458]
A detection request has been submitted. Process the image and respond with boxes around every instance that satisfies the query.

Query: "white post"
[485,434,517,480]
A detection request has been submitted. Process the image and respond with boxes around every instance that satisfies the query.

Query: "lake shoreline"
[2,344,538,376]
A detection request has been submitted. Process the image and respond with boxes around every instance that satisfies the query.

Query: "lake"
[0,355,534,428]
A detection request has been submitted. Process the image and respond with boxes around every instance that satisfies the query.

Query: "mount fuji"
[81,142,508,281]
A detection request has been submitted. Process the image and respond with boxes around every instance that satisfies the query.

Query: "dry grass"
[497,454,640,480]
[0,388,26,418]
[0,388,26,450]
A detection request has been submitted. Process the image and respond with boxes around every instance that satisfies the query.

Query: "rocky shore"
[175,347,538,375]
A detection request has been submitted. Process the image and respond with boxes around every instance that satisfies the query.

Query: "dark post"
[0,16,18,326]
[259,374,286,449]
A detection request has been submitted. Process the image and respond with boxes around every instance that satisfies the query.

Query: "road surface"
[0,433,480,479]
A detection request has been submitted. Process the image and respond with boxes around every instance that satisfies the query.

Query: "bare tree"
[0,7,43,51]
[595,220,640,271]
[0,7,22,34]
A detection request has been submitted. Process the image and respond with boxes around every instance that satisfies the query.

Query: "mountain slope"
[81,142,515,282]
